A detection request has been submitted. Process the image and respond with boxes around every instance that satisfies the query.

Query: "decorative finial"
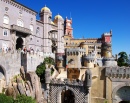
[110,29,112,35]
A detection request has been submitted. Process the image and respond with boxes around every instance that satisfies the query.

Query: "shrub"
[36,57,55,83]
[0,93,14,103]
[14,94,36,103]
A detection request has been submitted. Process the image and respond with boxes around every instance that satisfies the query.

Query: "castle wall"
[0,52,21,85]
[91,67,106,103]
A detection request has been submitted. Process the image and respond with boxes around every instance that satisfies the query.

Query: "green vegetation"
[0,93,14,103]
[0,93,36,103]
[36,57,55,83]
[117,51,129,67]
[14,95,36,103]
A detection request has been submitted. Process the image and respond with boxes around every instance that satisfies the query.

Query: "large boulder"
[26,72,43,103]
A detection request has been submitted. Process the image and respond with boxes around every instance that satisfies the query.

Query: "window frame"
[3,15,9,24]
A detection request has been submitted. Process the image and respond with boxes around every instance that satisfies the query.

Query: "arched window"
[30,24,33,32]
[3,15,9,24]
[17,19,24,27]
[36,27,40,35]
[3,29,8,36]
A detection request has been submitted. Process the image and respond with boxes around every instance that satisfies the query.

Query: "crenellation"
[106,67,130,78]
[50,78,83,86]
[1,0,37,16]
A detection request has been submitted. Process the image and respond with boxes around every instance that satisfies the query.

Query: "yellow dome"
[51,21,55,25]
[55,14,63,19]
[41,6,50,12]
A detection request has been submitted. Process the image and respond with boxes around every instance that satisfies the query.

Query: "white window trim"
[3,15,9,24]
[30,24,33,32]
[17,19,24,27]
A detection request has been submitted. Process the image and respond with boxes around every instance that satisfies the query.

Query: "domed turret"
[41,6,50,12]
[54,14,63,19]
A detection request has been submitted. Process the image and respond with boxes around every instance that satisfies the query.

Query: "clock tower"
[64,17,73,38]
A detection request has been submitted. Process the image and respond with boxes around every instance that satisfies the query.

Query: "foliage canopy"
[117,51,128,66]
[36,57,55,82]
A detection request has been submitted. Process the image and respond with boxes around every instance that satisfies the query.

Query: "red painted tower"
[64,17,73,38]
[101,30,112,57]
[102,30,112,43]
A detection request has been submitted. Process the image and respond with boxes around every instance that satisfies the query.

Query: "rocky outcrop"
[5,66,44,103]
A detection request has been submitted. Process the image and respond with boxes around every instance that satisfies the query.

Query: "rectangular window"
[3,29,8,36]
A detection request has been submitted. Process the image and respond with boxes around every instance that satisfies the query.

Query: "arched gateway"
[57,86,76,103]
[16,37,23,50]
[112,83,130,103]
[49,79,89,103]
[61,89,75,103]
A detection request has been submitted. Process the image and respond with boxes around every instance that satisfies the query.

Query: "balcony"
[11,24,31,37]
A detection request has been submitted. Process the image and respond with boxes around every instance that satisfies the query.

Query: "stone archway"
[61,89,75,103]
[16,37,23,50]
[57,86,77,103]
[0,65,6,92]
[119,101,130,103]
[112,83,130,103]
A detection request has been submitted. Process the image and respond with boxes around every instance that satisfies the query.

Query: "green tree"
[117,51,128,66]
[0,93,14,103]
[36,57,55,83]
[14,95,36,103]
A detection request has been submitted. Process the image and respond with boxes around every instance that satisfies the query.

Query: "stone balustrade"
[11,24,31,35]
[105,67,130,78]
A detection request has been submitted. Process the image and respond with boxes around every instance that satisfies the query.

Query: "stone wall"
[0,52,21,85]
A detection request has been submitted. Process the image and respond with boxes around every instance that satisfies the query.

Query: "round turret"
[102,42,112,58]
[45,68,51,84]
[54,14,63,20]
[41,6,50,12]
[83,53,95,68]
[80,42,89,54]
[84,69,92,88]
[56,56,63,67]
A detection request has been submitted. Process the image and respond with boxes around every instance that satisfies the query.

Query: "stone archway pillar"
[112,98,117,103]
[57,88,62,103]
[57,93,61,103]
[11,31,16,53]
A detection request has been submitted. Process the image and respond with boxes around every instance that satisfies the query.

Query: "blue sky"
[17,0,130,56]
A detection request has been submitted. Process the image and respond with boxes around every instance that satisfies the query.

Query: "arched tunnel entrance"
[116,86,130,103]
[16,37,23,50]
[61,89,75,103]
[119,101,130,103]
[0,66,6,93]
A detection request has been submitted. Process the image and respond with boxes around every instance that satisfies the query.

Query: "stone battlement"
[84,53,96,61]
[66,47,86,55]
[50,78,83,86]
[105,67,130,78]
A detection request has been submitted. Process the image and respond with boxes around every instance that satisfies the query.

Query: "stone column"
[11,31,16,53]
[25,36,29,49]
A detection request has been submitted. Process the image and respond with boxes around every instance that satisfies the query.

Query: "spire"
[110,29,112,35]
